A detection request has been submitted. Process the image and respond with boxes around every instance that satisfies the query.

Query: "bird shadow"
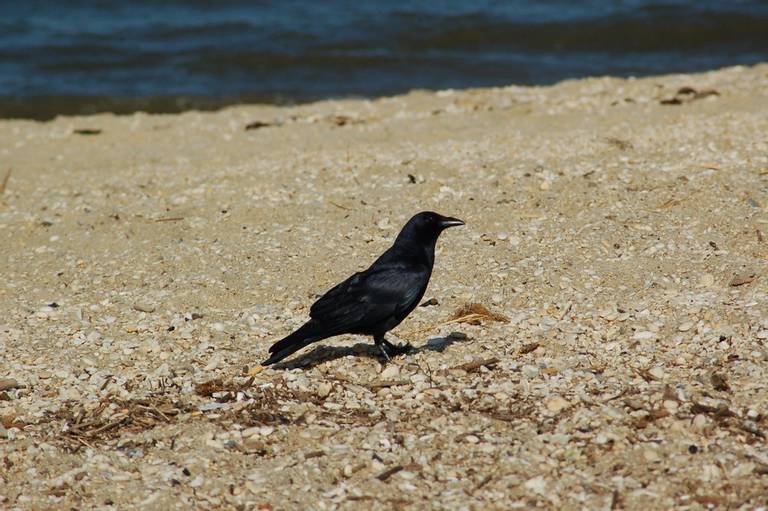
[270,332,469,370]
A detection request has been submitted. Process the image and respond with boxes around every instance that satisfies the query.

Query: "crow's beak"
[439,216,465,229]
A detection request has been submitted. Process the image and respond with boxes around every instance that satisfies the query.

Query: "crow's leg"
[373,335,392,362]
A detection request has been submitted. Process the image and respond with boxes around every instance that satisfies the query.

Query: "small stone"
[524,475,547,494]
[257,426,274,437]
[465,435,480,444]
[539,181,551,191]
[315,382,332,398]
[380,365,400,380]
[730,462,756,478]
[211,322,226,332]
[60,387,81,401]
[633,331,655,341]
[242,427,260,438]
[741,420,761,436]
[544,396,570,413]
[595,434,610,445]
[692,414,711,432]
[132,302,155,313]
[0,379,19,392]
[678,321,694,332]
[756,330,768,340]
[243,436,265,451]
[729,272,756,287]
[662,400,679,413]
[522,365,539,378]
[127,448,144,458]
[699,464,721,482]
[699,274,715,288]
[648,366,665,379]
[643,447,661,463]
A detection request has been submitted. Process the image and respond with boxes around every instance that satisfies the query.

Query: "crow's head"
[397,211,464,242]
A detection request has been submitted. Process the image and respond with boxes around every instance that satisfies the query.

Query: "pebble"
[524,475,547,494]
[692,414,711,432]
[678,321,694,332]
[633,331,655,341]
[0,379,19,392]
[522,365,539,378]
[314,382,332,398]
[643,447,661,463]
[380,365,400,380]
[595,434,611,445]
[730,463,756,478]
[132,302,156,313]
[544,396,570,413]
[662,400,679,413]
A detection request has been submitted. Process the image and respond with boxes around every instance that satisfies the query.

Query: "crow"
[262,211,464,365]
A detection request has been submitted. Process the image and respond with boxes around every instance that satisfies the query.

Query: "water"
[2,0,767,119]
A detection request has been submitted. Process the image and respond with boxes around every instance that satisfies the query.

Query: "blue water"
[1,0,767,118]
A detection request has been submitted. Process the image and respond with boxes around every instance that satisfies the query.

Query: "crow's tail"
[262,320,327,366]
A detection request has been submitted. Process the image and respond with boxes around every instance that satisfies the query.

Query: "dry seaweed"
[449,303,509,325]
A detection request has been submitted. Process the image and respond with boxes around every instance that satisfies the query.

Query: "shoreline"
[1,63,767,509]
[1,63,766,121]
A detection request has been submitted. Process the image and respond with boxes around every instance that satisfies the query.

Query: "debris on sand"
[449,303,508,325]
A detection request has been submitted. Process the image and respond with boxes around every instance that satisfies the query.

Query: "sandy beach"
[1,64,768,509]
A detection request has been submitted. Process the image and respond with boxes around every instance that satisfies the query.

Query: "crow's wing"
[309,265,428,333]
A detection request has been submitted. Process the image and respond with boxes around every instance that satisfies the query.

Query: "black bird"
[262,211,464,365]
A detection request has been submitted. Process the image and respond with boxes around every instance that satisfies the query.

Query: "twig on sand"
[375,465,403,481]
[329,201,354,211]
[452,357,500,373]
[367,379,410,389]
[0,168,11,195]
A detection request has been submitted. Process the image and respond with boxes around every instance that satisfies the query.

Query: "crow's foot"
[382,340,413,357]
